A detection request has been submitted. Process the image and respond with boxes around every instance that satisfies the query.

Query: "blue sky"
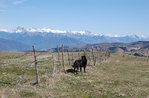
[0,0,148,36]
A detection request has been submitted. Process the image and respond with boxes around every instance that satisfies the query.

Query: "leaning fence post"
[32,45,39,85]
[61,44,66,73]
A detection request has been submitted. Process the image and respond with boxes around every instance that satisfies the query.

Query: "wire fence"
[0,45,111,86]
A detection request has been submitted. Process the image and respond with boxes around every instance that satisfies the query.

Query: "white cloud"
[12,0,27,5]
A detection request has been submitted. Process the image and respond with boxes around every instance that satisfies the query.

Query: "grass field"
[0,52,149,98]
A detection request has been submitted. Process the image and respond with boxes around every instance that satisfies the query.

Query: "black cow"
[72,55,87,74]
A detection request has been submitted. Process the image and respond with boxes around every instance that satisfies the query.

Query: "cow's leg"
[80,67,82,72]
[74,67,76,73]
[84,66,86,72]
[76,67,79,74]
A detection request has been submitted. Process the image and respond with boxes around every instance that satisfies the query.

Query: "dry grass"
[0,52,149,98]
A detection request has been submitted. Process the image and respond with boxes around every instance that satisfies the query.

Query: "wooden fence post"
[52,54,55,75]
[71,51,74,64]
[78,52,80,59]
[57,45,61,67]
[32,45,39,85]
[61,45,66,73]
[67,50,71,66]
[92,47,96,66]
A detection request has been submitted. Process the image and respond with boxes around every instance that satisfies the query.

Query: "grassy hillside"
[0,52,149,98]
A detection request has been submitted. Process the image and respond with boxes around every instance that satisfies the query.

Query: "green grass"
[19,90,37,97]
[0,52,149,98]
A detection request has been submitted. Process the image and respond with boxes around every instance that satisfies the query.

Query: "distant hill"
[48,41,149,53]
[85,41,149,53]
[87,41,149,53]
[0,38,30,51]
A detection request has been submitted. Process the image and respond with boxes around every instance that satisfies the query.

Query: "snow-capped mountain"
[0,27,148,51]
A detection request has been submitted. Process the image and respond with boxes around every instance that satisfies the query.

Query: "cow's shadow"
[66,68,75,73]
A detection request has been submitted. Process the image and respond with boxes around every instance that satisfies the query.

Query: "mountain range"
[0,38,29,51]
[0,27,148,51]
